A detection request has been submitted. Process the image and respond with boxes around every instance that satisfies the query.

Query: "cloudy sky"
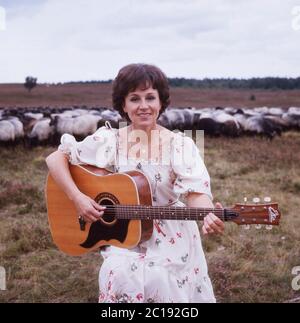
[0,0,299,83]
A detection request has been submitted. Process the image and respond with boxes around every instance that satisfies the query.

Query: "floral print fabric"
[58,123,216,303]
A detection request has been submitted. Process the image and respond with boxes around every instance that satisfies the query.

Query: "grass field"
[0,132,299,303]
[1,83,300,108]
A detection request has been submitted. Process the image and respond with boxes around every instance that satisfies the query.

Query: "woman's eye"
[130,96,155,102]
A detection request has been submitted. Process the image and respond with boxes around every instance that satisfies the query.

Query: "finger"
[202,225,209,235]
[206,214,224,234]
[92,201,106,211]
[206,213,221,228]
[84,208,101,221]
[215,202,223,209]
[91,209,104,219]
[208,212,224,227]
[82,214,96,223]
[204,218,215,234]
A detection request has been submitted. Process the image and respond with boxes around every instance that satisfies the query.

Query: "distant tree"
[24,76,38,92]
[249,94,256,101]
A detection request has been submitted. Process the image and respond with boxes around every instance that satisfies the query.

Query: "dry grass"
[1,83,300,108]
[203,132,300,303]
[0,132,299,303]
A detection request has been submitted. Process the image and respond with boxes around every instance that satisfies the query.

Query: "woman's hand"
[72,192,106,223]
[202,202,225,235]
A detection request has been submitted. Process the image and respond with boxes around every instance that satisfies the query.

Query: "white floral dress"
[58,122,216,303]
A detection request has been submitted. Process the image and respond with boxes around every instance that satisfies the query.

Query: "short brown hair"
[112,63,170,121]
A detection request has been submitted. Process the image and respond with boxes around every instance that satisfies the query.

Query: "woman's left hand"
[202,202,225,235]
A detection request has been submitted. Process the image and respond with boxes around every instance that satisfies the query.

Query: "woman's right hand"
[72,191,106,223]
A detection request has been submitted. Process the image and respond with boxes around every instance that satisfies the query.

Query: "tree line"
[167,77,300,90]
[65,77,300,90]
[25,77,300,90]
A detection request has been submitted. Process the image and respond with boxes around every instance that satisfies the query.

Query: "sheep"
[24,112,44,121]
[264,115,289,132]
[27,118,55,146]
[100,109,123,128]
[1,105,300,147]
[286,107,300,129]
[267,107,284,116]
[161,108,186,131]
[244,116,281,139]
[182,108,196,130]
[0,120,15,145]
[50,114,102,142]
[6,117,24,142]
[212,110,241,137]
[232,109,246,129]
[224,107,239,115]
[72,114,102,137]
[243,109,260,117]
[157,111,171,129]
[196,111,221,136]
[253,107,269,114]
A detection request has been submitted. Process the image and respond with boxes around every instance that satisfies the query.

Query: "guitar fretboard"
[103,205,238,221]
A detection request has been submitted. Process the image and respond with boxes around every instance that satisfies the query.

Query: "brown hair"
[112,63,170,121]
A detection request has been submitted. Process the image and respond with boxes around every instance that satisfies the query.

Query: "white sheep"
[52,114,102,138]
[72,114,102,137]
[24,112,44,121]
[7,117,24,140]
[0,120,15,143]
[28,118,55,142]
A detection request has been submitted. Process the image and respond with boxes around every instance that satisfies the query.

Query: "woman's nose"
[139,99,149,109]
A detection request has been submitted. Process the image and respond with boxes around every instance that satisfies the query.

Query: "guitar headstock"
[228,197,281,229]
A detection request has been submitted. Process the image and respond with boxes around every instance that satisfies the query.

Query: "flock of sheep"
[0,106,300,146]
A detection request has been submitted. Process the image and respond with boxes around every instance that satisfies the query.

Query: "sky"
[0,0,300,83]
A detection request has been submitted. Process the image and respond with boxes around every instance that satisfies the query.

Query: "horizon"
[1,75,300,86]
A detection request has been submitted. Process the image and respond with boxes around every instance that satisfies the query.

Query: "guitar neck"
[104,205,238,222]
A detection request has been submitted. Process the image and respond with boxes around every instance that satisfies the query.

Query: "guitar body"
[46,165,153,256]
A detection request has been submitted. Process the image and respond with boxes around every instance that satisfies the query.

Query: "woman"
[46,63,224,303]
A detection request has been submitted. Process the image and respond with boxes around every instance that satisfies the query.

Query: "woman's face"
[123,86,161,128]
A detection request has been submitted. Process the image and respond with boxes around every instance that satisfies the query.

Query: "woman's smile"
[138,112,152,117]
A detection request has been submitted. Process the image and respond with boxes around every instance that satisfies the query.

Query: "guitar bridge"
[78,216,86,231]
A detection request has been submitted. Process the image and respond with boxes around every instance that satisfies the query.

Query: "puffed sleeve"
[58,125,117,170]
[171,133,213,200]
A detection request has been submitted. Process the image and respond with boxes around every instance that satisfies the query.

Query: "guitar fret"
[112,205,227,221]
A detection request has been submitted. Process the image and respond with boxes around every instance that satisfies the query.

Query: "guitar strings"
[97,205,235,220]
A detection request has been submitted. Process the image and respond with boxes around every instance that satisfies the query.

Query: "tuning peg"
[264,197,271,203]
[255,224,262,229]
[243,224,250,230]
[253,197,260,204]
[265,225,273,230]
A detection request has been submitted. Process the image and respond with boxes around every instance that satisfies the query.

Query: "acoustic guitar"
[45,164,281,256]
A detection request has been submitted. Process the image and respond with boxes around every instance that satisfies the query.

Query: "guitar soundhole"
[101,199,115,223]
[95,192,119,224]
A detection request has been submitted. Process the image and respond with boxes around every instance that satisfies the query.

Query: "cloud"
[0,0,299,82]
